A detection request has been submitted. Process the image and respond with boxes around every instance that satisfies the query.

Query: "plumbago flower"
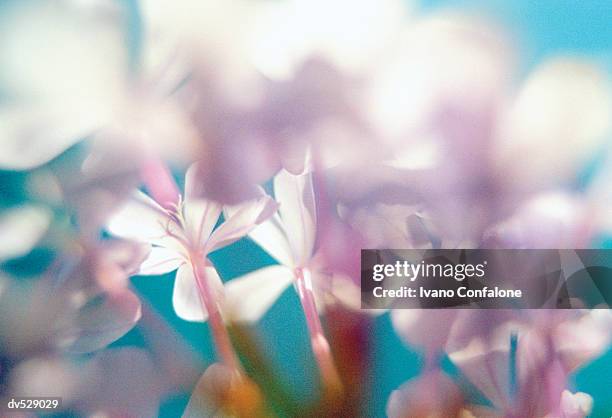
[222,169,365,390]
[224,169,362,318]
[388,310,611,418]
[223,169,362,319]
[106,164,276,366]
[446,313,610,418]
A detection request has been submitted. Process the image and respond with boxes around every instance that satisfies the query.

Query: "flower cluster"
[0,0,611,417]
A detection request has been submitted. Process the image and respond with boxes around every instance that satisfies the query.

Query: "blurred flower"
[340,14,612,251]
[390,309,459,360]
[0,0,199,170]
[248,0,409,80]
[446,310,611,417]
[184,57,376,204]
[0,246,144,406]
[7,346,164,418]
[555,390,594,418]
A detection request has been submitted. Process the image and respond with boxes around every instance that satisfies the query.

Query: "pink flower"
[446,311,610,417]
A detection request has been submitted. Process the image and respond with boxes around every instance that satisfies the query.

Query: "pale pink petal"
[553,310,612,370]
[138,247,184,275]
[182,364,229,418]
[274,169,317,266]
[206,195,278,253]
[183,198,222,247]
[310,269,372,313]
[391,309,457,354]
[224,265,294,322]
[107,191,172,243]
[225,189,294,266]
[58,289,142,354]
[447,322,524,411]
[559,390,593,418]
[0,205,51,260]
[78,348,163,418]
[386,371,464,418]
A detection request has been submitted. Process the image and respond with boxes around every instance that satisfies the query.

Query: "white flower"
[107,164,277,321]
[223,169,359,322]
[0,1,198,170]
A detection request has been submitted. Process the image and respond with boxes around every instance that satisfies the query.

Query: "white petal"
[248,216,295,266]
[224,265,294,322]
[0,205,51,260]
[61,289,142,354]
[206,194,278,253]
[138,247,184,275]
[225,188,293,266]
[274,169,317,266]
[107,191,171,243]
[183,198,222,246]
[172,264,224,322]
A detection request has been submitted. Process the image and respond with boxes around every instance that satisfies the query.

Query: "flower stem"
[294,268,342,394]
[191,255,241,373]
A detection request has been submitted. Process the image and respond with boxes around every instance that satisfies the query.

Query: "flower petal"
[386,371,464,418]
[206,194,278,253]
[0,205,51,261]
[60,289,142,354]
[248,216,295,266]
[274,169,317,266]
[224,265,294,322]
[391,309,459,354]
[225,188,293,266]
[183,198,222,246]
[107,191,172,243]
[138,247,184,275]
[172,264,224,322]
[559,390,593,418]
[173,264,207,322]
